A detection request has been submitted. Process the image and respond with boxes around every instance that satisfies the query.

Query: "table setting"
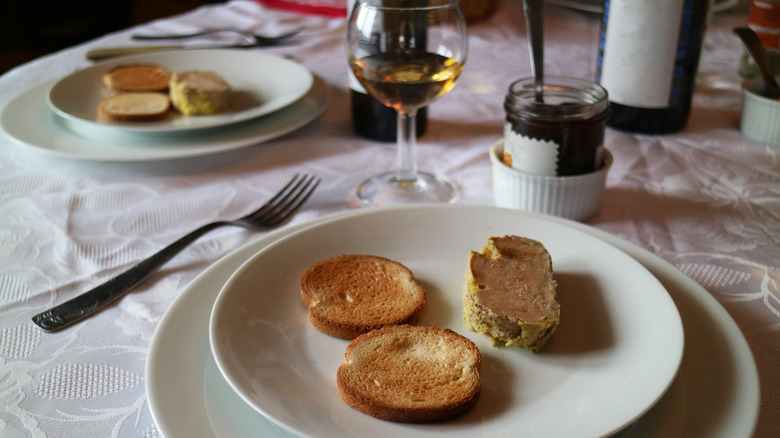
[0,0,777,437]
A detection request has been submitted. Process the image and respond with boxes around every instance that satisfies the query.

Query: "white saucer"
[210,205,683,438]
[146,205,759,438]
[47,50,313,134]
[0,75,329,161]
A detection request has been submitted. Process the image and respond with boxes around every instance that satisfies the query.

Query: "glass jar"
[503,77,609,176]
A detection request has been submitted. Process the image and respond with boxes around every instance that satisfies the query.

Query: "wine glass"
[347,0,468,206]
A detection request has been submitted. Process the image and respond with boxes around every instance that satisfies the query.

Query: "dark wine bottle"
[596,0,709,134]
[347,0,427,142]
[349,77,427,142]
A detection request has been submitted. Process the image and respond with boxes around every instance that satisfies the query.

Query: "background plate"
[47,50,312,134]
[210,205,684,438]
[1,76,329,161]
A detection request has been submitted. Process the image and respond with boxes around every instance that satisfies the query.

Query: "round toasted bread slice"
[300,255,426,340]
[102,64,171,92]
[337,325,481,423]
[98,92,171,122]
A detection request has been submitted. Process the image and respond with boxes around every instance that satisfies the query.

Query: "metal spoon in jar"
[523,0,545,103]
[734,27,780,99]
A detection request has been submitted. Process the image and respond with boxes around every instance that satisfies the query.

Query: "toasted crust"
[463,235,560,352]
[97,92,171,122]
[337,325,481,423]
[102,64,171,92]
[300,255,426,340]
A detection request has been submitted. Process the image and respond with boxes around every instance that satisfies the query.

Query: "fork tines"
[254,174,320,227]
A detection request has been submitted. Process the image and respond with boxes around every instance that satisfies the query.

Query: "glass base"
[356,171,460,207]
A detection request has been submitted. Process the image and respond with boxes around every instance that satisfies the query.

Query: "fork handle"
[31,221,228,332]
[133,33,209,40]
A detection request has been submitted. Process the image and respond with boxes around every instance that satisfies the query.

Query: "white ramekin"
[741,77,780,147]
[490,139,612,221]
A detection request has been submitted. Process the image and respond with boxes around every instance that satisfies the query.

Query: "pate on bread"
[463,235,560,352]
[169,70,231,115]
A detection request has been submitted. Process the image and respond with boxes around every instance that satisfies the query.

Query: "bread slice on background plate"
[101,64,171,92]
[300,255,426,340]
[98,92,171,122]
[337,324,481,423]
[463,235,560,352]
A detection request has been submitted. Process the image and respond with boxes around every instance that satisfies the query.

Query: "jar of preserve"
[503,77,609,176]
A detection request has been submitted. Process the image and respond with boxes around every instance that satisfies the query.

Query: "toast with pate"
[169,70,231,115]
[463,235,560,352]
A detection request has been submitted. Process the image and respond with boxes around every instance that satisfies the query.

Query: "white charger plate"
[147,204,759,438]
[0,75,329,161]
[47,50,313,134]
[209,205,684,438]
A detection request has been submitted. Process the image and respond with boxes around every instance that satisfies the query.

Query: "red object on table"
[253,0,347,17]
[749,0,780,49]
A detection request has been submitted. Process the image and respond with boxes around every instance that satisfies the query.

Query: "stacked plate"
[0,50,330,161]
[147,204,760,438]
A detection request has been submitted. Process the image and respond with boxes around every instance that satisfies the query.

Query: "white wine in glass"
[347,0,468,206]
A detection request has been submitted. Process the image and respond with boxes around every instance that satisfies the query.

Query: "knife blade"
[86,42,285,61]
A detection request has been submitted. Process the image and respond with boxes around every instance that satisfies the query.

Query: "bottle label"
[503,123,558,176]
[598,0,685,108]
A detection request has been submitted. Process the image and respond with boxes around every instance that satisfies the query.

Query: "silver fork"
[131,27,304,44]
[31,174,320,332]
[87,28,304,61]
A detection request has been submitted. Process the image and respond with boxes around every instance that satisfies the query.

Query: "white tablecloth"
[0,0,777,436]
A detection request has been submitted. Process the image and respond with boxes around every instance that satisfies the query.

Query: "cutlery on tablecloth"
[31,174,320,332]
[86,28,303,61]
[131,27,303,42]
[523,0,545,103]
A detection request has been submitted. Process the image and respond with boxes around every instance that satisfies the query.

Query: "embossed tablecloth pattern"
[0,0,778,437]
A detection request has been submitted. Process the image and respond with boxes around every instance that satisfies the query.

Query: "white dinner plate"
[47,50,313,134]
[209,206,684,438]
[147,205,759,438]
[0,75,330,161]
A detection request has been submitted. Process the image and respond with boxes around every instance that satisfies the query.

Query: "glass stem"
[395,109,418,182]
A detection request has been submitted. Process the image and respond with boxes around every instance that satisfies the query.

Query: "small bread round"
[300,255,426,340]
[102,64,171,92]
[98,92,171,122]
[337,325,481,423]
